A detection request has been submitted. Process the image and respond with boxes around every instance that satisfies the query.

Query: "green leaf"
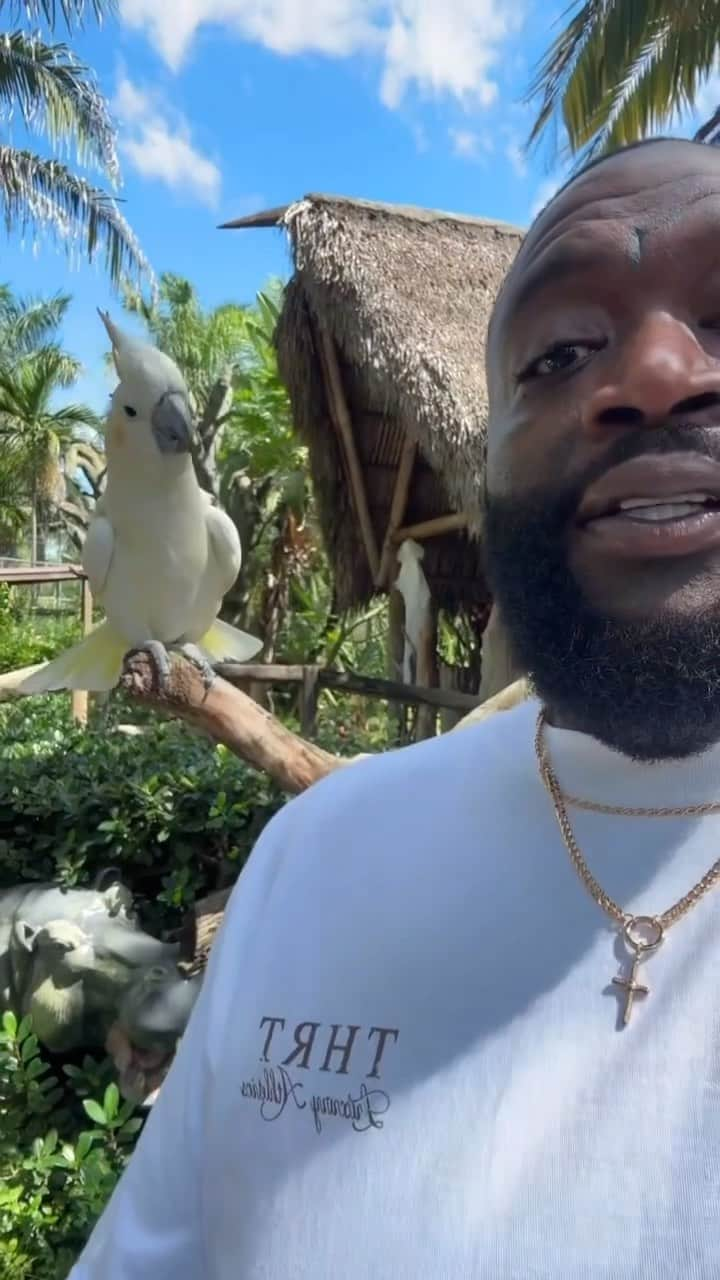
[103,1081,119,1122]
[82,1099,107,1126]
[119,1117,144,1139]
[2,1010,17,1038]
[42,1129,58,1156]
[76,1130,96,1161]
[25,1056,50,1080]
[20,1034,39,1063]
[17,1015,33,1042]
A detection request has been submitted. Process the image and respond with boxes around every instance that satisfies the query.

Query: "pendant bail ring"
[623,914,664,955]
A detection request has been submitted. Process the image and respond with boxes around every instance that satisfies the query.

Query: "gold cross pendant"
[612,915,664,1027]
[612,954,649,1026]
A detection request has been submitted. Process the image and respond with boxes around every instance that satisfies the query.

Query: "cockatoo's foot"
[172,643,217,692]
[125,641,172,694]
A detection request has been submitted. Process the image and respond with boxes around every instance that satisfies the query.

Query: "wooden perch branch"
[119,652,346,794]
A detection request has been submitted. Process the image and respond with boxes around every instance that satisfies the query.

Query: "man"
[72,137,720,1278]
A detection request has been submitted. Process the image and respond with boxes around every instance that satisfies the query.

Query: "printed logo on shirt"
[240,1016,399,1135]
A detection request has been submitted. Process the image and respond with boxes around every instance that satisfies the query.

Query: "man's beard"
[483,428,720,761]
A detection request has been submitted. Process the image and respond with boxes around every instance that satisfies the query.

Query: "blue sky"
[4,0,718,413]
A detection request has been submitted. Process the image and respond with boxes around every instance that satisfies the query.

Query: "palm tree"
[527,0,720,162]
[0,344,100,562]
[0,0,149,285]
[0,283,71,359]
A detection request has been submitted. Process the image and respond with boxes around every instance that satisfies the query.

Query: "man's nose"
[582,313,720,431]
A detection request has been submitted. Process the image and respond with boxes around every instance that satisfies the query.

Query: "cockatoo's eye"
[124,405,137,418]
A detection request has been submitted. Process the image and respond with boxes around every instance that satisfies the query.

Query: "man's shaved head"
[483,137,720,759]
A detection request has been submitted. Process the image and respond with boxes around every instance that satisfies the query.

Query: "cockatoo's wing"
[205,504,242,596]
[192,506,262,664]
[82,514,115,598]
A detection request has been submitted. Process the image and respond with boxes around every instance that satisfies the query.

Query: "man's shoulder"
[213,696,539,973]
[288,694,539,827]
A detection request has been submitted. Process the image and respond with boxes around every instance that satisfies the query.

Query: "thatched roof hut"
[224,195,524,622]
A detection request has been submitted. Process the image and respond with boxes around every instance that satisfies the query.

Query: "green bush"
[0,697,286,930]
[0,662,392,1272]
[0,617,81,676]
[0,1011,142,1280]
[0,696,287,1272]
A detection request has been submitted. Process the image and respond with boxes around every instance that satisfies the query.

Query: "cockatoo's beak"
[151,391,194,455]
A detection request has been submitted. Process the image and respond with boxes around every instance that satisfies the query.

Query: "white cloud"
[449,127,493,160]
[451,128,479,158]
[113,75,222,207]
[119,0,513,111]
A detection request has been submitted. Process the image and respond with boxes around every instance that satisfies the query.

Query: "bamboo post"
[316,324,381,582]
[299,665,322,737]
[71,576,93,726]
[393,512,469,543]
[376,437,416,588]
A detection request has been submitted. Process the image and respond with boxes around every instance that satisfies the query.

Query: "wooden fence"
[0,565,93,723]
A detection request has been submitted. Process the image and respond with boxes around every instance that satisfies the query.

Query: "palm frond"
[0,346,79,421]
[0,32,118,180]
[0,287,70,358]
[578,19,719,157]
[526,0,608,149]
[48,400,100,430]
[526,0,715,159]
[0,1,116,32]
[0,146,153,287]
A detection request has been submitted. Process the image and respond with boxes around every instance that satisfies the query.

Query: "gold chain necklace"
[535,709,720,1025]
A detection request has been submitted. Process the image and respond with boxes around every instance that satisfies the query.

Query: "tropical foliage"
[527,0,720,162]
[0,0,148,286]
[0,287,99,562]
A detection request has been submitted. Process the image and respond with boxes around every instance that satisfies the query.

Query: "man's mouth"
[602,493,720,522]
[575,453,720,559]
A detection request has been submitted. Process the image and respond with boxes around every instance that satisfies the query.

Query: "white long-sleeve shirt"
[71,698,720,1278]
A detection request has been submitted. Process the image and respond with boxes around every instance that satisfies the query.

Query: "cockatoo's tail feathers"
[199,618,263,663]
[18,623,128,694]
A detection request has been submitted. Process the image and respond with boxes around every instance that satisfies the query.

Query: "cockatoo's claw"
[174,643,217,692]
[125,641,172,694]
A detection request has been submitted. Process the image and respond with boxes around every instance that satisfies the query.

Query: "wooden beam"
[393,512,469,543]
[316,324,381,582]
[218,663,481,713]
[0,564,85,585]
[376,436,417,588]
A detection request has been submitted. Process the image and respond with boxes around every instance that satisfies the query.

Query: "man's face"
[485,141,720,759]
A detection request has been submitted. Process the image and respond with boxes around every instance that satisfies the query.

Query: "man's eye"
[518,341,600,382]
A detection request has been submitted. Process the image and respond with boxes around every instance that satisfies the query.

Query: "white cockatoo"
[20,313,262,695]
[393,537,432,685]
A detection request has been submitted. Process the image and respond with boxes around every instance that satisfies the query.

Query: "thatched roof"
[224,195,524,614]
